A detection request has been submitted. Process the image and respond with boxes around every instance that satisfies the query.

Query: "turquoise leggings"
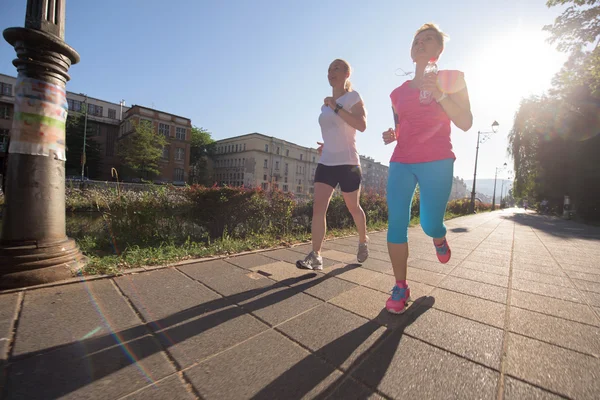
[387,159,454,244]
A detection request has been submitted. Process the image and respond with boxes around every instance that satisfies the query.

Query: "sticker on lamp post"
[9,76,68,161]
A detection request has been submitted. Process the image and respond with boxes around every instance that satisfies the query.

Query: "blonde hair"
[413,23,449,59]
[333,58,353,91]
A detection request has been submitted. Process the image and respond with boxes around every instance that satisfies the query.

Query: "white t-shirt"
[318,91,364,166]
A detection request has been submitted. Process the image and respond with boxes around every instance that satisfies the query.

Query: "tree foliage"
[188,126,216,185]
[508,0,600,220]
[65,112,103,179]
[118,120,167,179]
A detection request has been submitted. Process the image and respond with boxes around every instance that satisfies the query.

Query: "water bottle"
[419,60,438,104]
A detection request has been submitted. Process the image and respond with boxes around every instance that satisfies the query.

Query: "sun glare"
[468,28,568,115]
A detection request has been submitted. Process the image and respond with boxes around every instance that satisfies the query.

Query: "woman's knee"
[421,220,446,238]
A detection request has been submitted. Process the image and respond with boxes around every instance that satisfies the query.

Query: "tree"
[65,112,102,179]
[188,126,216,185]
[118,120,167,180]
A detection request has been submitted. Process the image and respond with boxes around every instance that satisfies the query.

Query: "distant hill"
[464,179,513,198]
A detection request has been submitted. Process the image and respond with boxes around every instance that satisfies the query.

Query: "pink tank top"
[389,80,455,164]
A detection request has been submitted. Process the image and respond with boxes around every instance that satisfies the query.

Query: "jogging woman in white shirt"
[297,59,369,270]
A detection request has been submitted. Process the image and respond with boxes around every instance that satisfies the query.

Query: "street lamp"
[470,120,499,213]
[500,176,512,209]
[492,163,507,211]
[1,0,85,289]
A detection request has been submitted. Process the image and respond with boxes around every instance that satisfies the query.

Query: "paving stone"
[566,270,600,283]
[360,257,393,274]
[465,251,511,267]
[510,290,599,327]
[321,377,385,399]
[506,333,600,399]
[404,308,504,368]
[156,304,267,368]
[573,279,600,294]
[239,284,323,326]
[439,276,508,303]
[460,261,510,276]
[303,276,357,301]
[13,280,141,357]
[450,267,509,287]
[263,248,313,264]
[5,333,176,400]
[250,260,317,282]
[511,269,572,288]
[115,269,224,323]
[321,249,357,263]
[332,266,384,285]
[123,374,196,400]
[582,290,600,307]
[407,267,446,286]
[277,303,387,371]
[368,250,391,263]
[185,330,342,400]
[503,376,566,400]
[512,262,564,276]
[512,253,557,267]
[329,286,389,320]
[510,307,600,356]
[178,260,274,296]
[431,288,506,328]
[352,334,498,399]
[511,278,583,303]
[226,253,280,269]
[409,258,453,274]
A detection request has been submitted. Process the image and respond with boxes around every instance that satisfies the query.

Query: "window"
[0,105,9,119]
[264,159,268,168]
[175,147,185,161]
[235,144,239,152]
[275,176,278,182]
[108,108,117,119]
[242,158,245,165]
[176,127,186,140]
[140,119,153,129]
[159,123,170,138]
[276,147,280,155]
[285,163,288,173]
[284,177,287,183]
[0,129,9,152]
[87,104,102,117]
[298,179,301,185]
[174,168,184,181]
[0,82,12,96]
[243,143,246,151]
[263,174,267,181]
[262,183,268,190]
[312,156,315,163]
[296,186,302,193]
[162,146,170,160]
[68,99,82,112]
[265,144,269,152]
[283,185,288,192]
[300,154,303,161]
[286,149,289,157]
[275,161,279,170]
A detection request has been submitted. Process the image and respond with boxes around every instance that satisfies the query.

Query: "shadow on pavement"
[4,263,366,399]
[250,296,436,400]
[501,212,600,240]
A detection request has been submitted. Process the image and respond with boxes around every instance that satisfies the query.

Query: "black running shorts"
[314,163,362,193]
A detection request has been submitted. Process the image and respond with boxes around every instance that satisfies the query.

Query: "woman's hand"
[382,128,396,145]
[420,73,443,100]
[324,97,336,110]
[316,141,324,155]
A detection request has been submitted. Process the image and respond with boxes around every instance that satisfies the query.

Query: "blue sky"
[0,0,567,181]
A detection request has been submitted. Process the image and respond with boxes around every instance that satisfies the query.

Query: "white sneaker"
[296,251,323,270]
[357,238,369,263]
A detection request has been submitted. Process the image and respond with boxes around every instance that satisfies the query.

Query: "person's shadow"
[250,296,435,400]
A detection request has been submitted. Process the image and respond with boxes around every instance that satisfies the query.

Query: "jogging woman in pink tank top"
[382,23,473,314]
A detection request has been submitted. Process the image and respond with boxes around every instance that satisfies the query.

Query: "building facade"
[120,105,192,184]
[0,73,130,181]
[210,133,389,197]
[1,73,192,185]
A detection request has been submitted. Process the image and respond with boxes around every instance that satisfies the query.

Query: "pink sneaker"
[386,285,411,314]
[434,238,451,264]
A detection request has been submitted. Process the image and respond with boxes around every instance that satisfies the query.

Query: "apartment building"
[120,105,191,184]
[359,156,389,195]
[0,73,129,181]
[211,133,389,197]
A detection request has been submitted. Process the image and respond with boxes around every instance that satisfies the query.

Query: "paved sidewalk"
[1,209,600,399]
